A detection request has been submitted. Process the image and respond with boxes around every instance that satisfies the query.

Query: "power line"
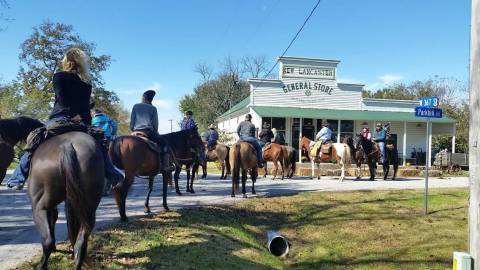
[253,0,323,90]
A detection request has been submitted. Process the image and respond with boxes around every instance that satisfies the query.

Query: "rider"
[204,124,219,151]
[361,122,372,140]
[130,90,174,172]
[258,123,274,147]
[271,128,286,145]
[312,120,333,147]
[7,48,124,190]
[92,108,118,142]
[373,122,386,164]
[236,114,264,168]
[180,110,197,130]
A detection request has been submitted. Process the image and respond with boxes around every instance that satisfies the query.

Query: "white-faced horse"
[300,136,353,181]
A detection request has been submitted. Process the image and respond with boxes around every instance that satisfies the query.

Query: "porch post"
[452,123,456,153]
[299,118,303,163]
[403,121,407,166]
[337,119,341,143]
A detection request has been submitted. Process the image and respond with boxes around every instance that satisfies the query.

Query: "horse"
[284,145,297,178]
[262,143,288,180]
[230,141,258,198]
[201,143,231,179]
[28,131,104,270]
[161,128,204,194]
[300,136,352,181]
[0,117,43,184]
[109,135,172,222]
[353,134,399,181]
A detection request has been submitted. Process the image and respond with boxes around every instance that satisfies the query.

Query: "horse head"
[0,116,43,145]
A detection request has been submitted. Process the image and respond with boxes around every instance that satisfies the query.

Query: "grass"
[18,189,468,270]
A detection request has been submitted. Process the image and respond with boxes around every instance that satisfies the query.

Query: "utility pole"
[169,119,173,132]
[470,0,480,267]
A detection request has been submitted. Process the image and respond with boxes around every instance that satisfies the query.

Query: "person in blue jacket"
[180,110,197,130]
[91,109,117,141]
[373,123,386,164]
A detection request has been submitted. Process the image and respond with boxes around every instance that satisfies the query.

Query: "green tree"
[15,21,124,123]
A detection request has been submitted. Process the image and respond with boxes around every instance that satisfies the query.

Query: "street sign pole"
[424,118,431,215]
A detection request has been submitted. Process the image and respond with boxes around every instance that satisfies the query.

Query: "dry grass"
[17,189,468,270]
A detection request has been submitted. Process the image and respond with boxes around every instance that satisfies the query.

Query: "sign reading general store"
[282,81,334,95]
[282,65,336,80]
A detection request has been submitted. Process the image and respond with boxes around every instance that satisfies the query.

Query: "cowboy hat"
[208,124,215,129]
[322,120,329,126]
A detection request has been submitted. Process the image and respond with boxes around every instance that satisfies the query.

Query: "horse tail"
[61,143,91,241]
[342,143,352,166]
[225,146,231,175]
[110,137,123,170]
[232,143,241,192]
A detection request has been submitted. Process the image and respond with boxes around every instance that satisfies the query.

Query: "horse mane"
[0,117,43,144]
[161,129,196,145]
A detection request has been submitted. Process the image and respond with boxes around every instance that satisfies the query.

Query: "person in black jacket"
[258,123,274,147]
[7,48,123,190]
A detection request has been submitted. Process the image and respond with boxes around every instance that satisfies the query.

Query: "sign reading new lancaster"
[282,65,336,80]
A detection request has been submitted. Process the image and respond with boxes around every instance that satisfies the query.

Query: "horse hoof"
[144,208,151,214]
[190,190,195,194]
[120,216,129,223]
[231,194,235,198]
[164,206,170,212]
[243,194,248,198]
[252,191,256,195]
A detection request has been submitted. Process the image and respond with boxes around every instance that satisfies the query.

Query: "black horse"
[353,134,399,181]
[0,117,44,184]
[28,131,105,269]
[161,128,203,194]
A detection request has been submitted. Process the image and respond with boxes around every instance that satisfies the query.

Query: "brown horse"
[300,136,352,181]
[201,143,231,179]
[29,132,104,270]
[262,143,288,180]
[284,145,297,178]
[229,141,258,198]
[161,128,204,194]
[353,134,380,181]
[0,117,43,184]
[109,135,172,221]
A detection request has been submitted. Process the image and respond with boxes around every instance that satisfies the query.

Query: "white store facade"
[216,56,456,165]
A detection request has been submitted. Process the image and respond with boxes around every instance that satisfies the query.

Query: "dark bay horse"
[29,132,104,270]
[230,141,258,198]
[0,117,43,184]
[262,143,288,180]
[161,128,203,194]
[353,134,399,181]
[300,136,352,181]
[109,135,172,221]
[201,143,231,179]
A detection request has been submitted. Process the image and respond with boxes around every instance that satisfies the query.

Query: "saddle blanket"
[131,131,162,154]
[310,141,332,157]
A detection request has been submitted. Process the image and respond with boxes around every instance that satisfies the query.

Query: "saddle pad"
[134,135,161,154]
[310,141,321,157]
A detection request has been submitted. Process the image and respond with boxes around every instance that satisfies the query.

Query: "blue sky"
[0,0,470,133]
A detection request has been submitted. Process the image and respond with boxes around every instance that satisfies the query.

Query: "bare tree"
[241,55,271,79]
[193,61,213,82]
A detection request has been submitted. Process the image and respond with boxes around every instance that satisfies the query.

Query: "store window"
[262,117,287,144]
[340,120,354,142]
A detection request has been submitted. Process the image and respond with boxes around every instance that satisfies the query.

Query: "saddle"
[262,142,272,152]
[320,142,333,154]
[25,120,105,153]
[131,131,161,154]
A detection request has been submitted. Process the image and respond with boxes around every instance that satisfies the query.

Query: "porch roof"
[251,106,455,123]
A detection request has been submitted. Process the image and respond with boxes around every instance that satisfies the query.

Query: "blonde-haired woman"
[7,48,123,190]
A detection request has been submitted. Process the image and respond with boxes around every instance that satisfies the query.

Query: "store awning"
[251,106,455,123]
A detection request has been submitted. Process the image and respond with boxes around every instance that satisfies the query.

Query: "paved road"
[0,172,468,270]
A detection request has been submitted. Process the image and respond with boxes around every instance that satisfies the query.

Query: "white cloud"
[152,99,174,110]
[378,74,403,85]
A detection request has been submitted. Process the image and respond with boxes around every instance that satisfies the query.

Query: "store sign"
[283,81,334,96]
[282,65,335,80]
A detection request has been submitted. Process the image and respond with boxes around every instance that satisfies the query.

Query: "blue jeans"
[240,136,264,163]
[377,141,385,163]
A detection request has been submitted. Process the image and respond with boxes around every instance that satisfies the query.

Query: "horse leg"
[173,167,182,195]
[32,206,55,270]
[383,163,389,181]
[221,162,226,179]
[251,169,257,194]
[393,157,399,180]
[280,158,285,181]
[369,160,375,181]
[73,225,91,270]
[161,172,170,211]
[317,161,321,180]
[242,169,247,198]
[340,161,345,182]
[273,160,278,180]
[144,176,154,214]
[311,160,315,180]
[113,173,133,222]
[189,164,197,193]
[186,165,191,193]
[48,207,58,252]
[263,161,268,178]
